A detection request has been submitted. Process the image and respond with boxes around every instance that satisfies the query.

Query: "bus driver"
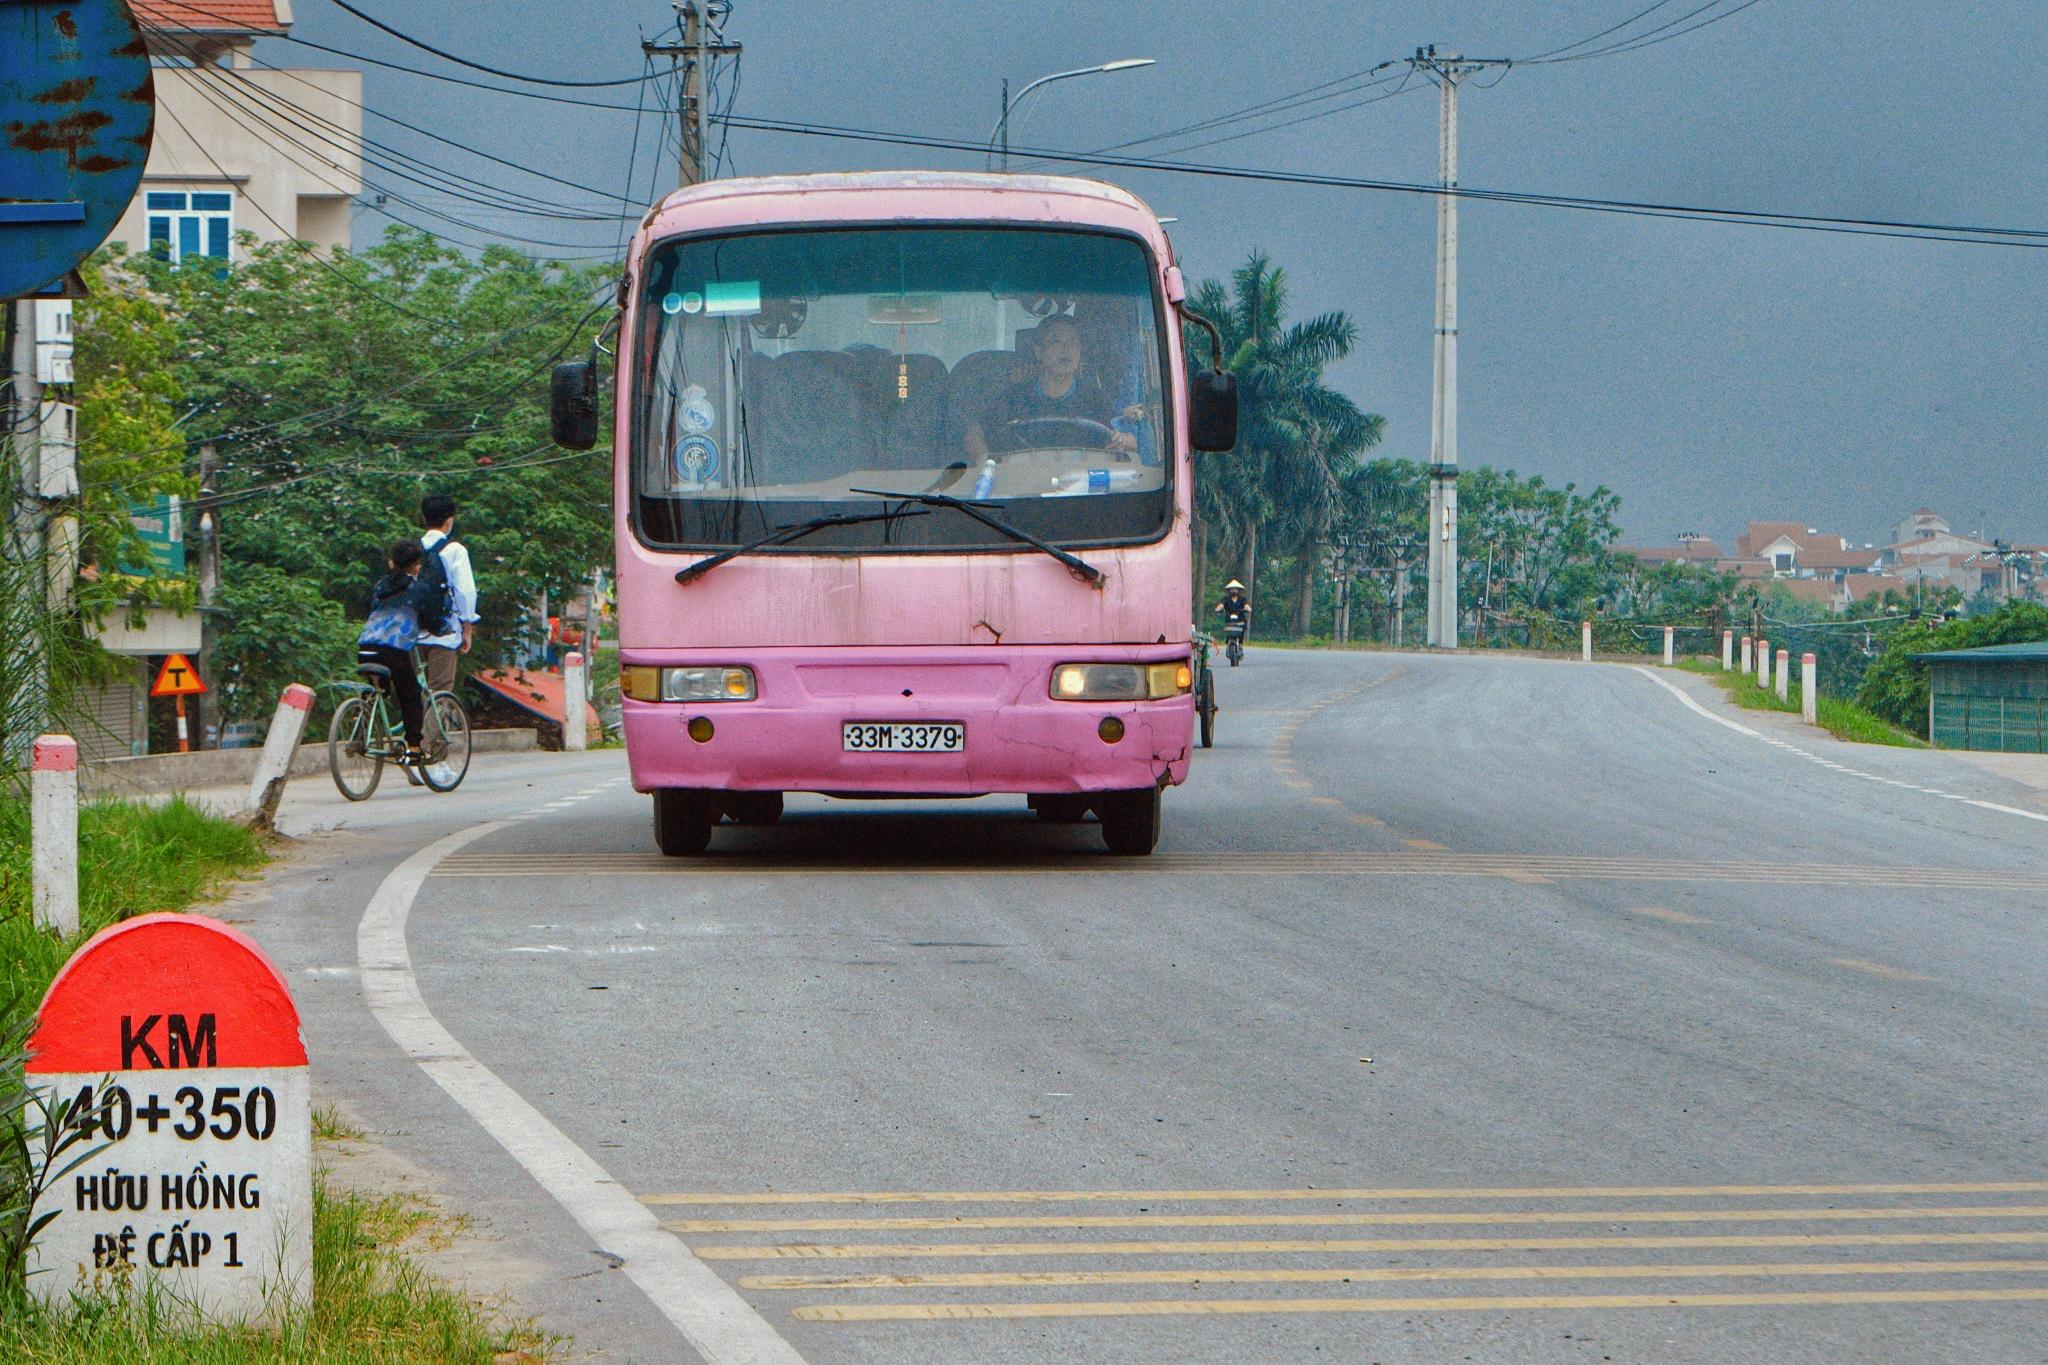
[966,315,1146,462]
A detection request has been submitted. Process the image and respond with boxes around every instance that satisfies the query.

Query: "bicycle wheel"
[328,695,383,801]
[421,691,471,792]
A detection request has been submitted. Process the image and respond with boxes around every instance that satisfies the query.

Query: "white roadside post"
[562,651,587,753]
[1663,625,1675,667]
[1801,652,1819,724]
[32,734,79,937]
[1581,620,1592,662]
[1740,635,1753,674]
[26,915,313,1324]
[1722,629,1733,670]
[1757,638,1771,688]
[1775,648,1790,702]
[245,684,315,830]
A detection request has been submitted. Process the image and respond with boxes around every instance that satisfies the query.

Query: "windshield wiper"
[673,508,929,585]
[849,488,1105,587]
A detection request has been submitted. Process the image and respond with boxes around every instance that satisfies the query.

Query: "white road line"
[1627,667,2048,828]
[356,824,804,1365]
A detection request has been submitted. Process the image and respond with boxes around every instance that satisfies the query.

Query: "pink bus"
[551,172,1236,856]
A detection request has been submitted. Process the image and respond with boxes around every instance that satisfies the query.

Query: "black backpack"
[417,534,457,637]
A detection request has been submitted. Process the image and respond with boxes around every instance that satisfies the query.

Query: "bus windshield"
[633,226,1170,552]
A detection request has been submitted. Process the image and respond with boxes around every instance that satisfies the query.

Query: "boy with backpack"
[357,540,439,765]
[416,493,478,695]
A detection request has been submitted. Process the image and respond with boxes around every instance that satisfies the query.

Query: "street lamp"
[990,58,1155,171]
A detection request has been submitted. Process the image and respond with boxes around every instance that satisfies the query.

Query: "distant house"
[1731,521,1880,582]
[107,2,362,264]
[1617,536,1727,570]
[1891,507,1951,546]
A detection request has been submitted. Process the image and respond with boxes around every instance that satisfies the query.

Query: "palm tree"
[1184,254,1382,631]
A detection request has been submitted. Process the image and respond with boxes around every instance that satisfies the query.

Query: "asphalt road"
[240,649,2048,1363]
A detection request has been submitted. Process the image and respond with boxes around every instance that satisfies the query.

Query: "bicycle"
[327,657,472,800]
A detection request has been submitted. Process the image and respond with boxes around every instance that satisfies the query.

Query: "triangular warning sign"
[151,653,208,697]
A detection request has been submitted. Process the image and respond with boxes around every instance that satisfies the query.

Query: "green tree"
[1184,253,1383,628]
[1855,601,2048,736]
[129,229,613,662]
[210,563,356,726]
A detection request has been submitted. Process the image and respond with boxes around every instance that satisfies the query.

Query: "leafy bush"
[212,563,358,726]
[1854,602,2048,736]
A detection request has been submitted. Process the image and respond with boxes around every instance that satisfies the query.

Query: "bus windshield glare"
[634,227,1170,552]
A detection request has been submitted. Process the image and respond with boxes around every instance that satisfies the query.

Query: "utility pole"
[644,2,741,189]
[195,442,220,749]
[1411,46,1507,650]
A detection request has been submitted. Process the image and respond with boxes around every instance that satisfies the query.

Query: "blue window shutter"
[207,216,229,258]
[191,192,232,212]
[178,216,200,261]
[146,192,187,211]
[148,216,171,255]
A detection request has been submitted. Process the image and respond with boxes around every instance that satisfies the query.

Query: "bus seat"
[745,350,874,486]
[857,352,948,469]
[946,349,1031,448]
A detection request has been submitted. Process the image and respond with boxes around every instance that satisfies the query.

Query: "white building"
[107,1,362,264]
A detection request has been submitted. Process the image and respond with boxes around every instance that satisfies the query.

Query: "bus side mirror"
[550,360,599,451]
[1189,370,1237,453]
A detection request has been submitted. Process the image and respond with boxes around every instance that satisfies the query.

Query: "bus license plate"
[842,722,965,753]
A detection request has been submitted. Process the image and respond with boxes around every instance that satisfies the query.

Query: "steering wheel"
[1004,415,1121,451]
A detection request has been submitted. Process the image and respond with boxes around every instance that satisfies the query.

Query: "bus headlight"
[623,666,757,701]
[1049,662,1191,701]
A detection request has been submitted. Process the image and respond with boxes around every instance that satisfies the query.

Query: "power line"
[1523,0,1769,65]
[183,57,625,225]
[719,114,2048,250]
[1520,0,1685,62]
[219,45,644,208]
[327,0,660,87]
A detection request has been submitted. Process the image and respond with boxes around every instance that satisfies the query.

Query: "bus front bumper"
[620,646,1194,797]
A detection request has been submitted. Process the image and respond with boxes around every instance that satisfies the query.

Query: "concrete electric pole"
[1411,47,1506,650]
[643,2,741,189]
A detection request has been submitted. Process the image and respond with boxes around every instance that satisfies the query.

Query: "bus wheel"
[1030,794,1091,823]
[653,789,714,855]
[1097,788,1160,856]
[726,791,784,825]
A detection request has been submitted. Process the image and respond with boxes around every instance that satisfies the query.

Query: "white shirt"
[417,532,479,650]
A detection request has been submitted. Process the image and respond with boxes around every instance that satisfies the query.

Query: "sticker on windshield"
[704,280,761,316]
[661,291,686,315]
[679,384,716,434]
[671,434,721,488]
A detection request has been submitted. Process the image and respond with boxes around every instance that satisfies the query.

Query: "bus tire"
[653,788,714,855]
[1098,788,1160,856]
[726,791,784,825]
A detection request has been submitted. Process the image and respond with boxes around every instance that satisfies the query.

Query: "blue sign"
[0,0,155,298]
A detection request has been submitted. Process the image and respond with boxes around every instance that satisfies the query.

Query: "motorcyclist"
[1215,581,1251,628]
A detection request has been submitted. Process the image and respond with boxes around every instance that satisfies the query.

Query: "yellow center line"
[1832,958,1932,981]
[1402,838,1449,851]
[1629,906,1707,924]
[663,1204,2048,1235]
[1351,814,1388,827]
[744,1256,2048,1291]
[643,1181,2048,1207]
[790,1286,2048,1323]
[694,1230,2048,1262]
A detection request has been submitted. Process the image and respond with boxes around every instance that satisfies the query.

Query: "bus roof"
[638,171,1166,245]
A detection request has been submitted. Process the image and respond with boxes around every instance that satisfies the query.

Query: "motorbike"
[1224,618,1247,667]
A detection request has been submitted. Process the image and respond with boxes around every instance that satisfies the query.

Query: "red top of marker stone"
[26,914,307,1072]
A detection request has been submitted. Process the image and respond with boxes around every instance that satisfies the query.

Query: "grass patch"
[0,1176,552,1362]
[1815,696,1927,748]
[1,796,269,1005]
[0,802,548,1358]
[1674,659,1926,747]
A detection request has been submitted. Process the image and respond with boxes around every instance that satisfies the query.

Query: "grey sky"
[264,1,2048,549]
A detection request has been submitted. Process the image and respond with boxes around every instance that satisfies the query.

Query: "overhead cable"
[327,0,660,87]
